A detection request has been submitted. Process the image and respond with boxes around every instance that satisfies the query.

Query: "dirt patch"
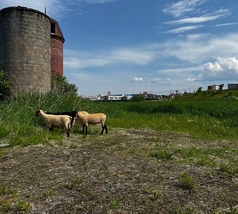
[1,128,238,213]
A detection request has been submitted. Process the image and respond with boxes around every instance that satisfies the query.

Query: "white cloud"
[165,25,203,34]
[204,62,223,72]
[64,50,111,69]
[64,57,110,69]
[0,0,116,19]
[163,0,208,17]
[151,78,161,83]
[199,57,238,81]
[111,49,155,65]
[215,57,238,71]
[215,23,238,27]
[64,48,155,69]
[158,66,204,75]
[129,77,144,83]
[64,33,238,73]
[165,15,226,25]
[162,1,231,36]
[160,33,238,64]
[65,33,238,86]
[187,78,196,82]
[79,0,116,4]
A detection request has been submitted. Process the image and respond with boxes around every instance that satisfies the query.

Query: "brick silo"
[50,18,65,76]
[0,6,52,96]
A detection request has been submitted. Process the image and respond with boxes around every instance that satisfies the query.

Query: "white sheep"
[76,111,108,135]
[44,110,77,130]
[36,109,74,137]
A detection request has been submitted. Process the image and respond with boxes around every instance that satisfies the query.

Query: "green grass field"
[1,90,238,147]
[1,91,238,213]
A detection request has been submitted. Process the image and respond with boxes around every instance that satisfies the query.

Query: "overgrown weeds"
[179,173,196,190]
[1,92,238,146]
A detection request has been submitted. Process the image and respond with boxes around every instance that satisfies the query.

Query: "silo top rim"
[0,6,65,43]
[0,6,51,21]
[50,18,65,42]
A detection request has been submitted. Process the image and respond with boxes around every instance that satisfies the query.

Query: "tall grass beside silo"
[1,94,238,146]
[0,92,86,146]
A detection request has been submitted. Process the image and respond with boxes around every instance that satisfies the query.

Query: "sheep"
[76,111,108,135]
[44,110,77,128]
[36,110,73,137]
[44,110,77,117]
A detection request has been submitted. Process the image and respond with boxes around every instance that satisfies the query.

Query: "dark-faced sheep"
[36,110,73,137]
[44,110,77,128]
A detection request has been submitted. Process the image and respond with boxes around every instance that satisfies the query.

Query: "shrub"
[130,94,146,102]
[51,74,78,96]
[0,70,11,98]
[179,173,196,190]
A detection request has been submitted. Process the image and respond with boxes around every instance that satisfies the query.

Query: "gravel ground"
[1,128,238,213]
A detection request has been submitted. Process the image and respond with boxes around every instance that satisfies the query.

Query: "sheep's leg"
[105,125,108,134]
[101,125,108,134]
[100,124,104,134]
[81,125,88,134]
[49,125,53,132]
[66,129,70,137]
[67,123,71,131]
[85,125,88,135]
[70,116,75,129]
[66,124,71,137]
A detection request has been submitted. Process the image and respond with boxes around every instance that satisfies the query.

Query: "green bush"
[0,70,11,98]
[130,94,146,102]
[179,173,196,190]
[51,74,78,96]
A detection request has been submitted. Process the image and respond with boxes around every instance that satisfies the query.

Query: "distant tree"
[121,96,128,101]
[51,74,78,96]
[0,70,11,98]
[196,87,202,93]
[219,84,224,91]
[131,94,146,102]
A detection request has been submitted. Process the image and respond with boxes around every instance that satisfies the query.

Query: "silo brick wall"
[0,7,51,96]
[51,36,64,76]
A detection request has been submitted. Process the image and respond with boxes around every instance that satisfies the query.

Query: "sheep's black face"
[71,111,78,117]
[36,110,40,117]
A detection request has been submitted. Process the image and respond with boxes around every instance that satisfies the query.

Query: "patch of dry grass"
[1,128,238,213]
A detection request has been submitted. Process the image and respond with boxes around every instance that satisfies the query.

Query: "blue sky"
[1,0,238,96]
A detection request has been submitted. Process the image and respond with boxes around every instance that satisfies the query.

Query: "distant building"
[212,85,220,90]
[103,93,132,101]
[228,83,238,90]
[80,95,99,100]
[208,85,220,90]
[145,93,162,100]
[207,86,212,90]
[125,94,132,99]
